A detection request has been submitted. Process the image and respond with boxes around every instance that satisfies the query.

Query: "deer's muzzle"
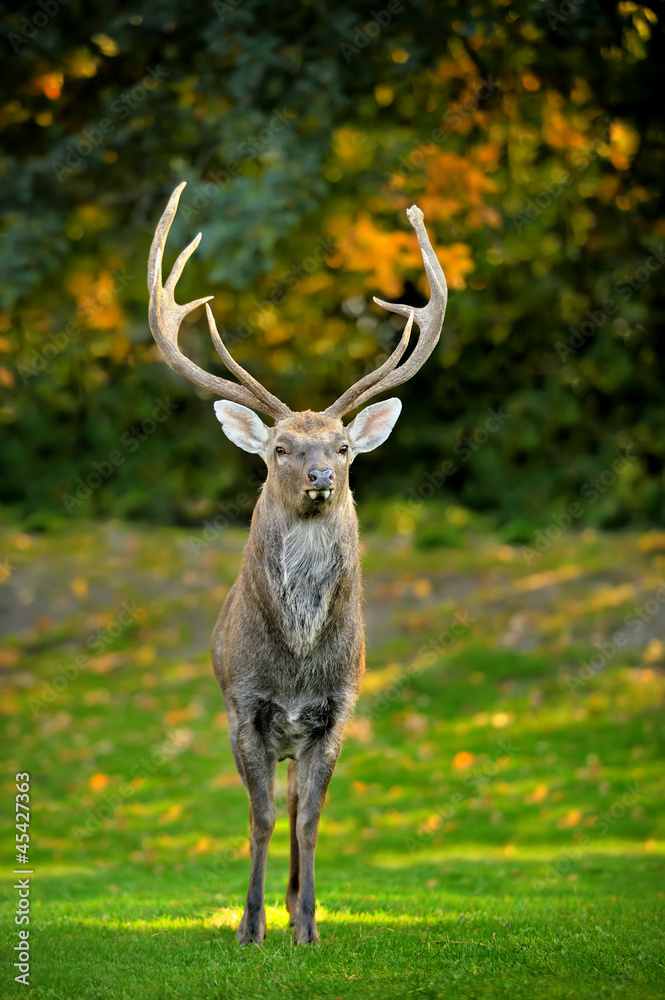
[303,467,335,502]
[307,468,334,489]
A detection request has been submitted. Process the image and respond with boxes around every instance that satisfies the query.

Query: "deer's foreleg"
[292,735,342,945]
[235,735,275,946]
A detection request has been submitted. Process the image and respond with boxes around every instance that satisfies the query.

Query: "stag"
[148,183,447,945]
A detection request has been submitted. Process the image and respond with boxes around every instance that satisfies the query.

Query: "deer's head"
[211,402,403,516]
[148,184,447,518]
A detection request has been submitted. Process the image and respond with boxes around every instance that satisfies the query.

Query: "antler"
[148,182,292,422]
[323,205,447,419]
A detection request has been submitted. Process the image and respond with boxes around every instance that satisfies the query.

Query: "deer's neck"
[280,518,337,588]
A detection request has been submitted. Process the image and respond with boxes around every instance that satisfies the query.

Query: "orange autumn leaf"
[210,772,242,788]
[71,576,89,600]
[432,242,475,290]
[89,773,109,790]
[559,807,583,829]
[331,211,474,295]
[453,750,474,770]
[427,53,479,87]
[65,270,124,331]
[189,835,214,855]
[332,213,422,298]
[526,784,549,804]
[163,703,201,726]
[419,813,442,834]
[541,109,590,152]
[35,72,63,100]
[423,151,497,202]
[159,804,183,824]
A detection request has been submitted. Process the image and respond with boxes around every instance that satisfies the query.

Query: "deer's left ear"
[214,401,270,459]
[346,398,402,460]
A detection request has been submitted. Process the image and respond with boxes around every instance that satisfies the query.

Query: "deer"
[147,183,447,946]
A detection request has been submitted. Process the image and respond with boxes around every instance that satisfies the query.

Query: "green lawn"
[1,511,664,999]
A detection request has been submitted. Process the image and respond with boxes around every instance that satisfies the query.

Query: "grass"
[1,510,664,999]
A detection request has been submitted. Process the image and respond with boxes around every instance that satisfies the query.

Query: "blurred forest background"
[1,0,663,531]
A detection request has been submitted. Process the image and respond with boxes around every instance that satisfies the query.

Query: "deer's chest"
[274,521,342,658]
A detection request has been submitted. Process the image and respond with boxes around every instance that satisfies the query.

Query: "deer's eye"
[275,446,286,456]
[339,444,348,455]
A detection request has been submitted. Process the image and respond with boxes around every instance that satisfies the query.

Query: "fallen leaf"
[71,577,89,600]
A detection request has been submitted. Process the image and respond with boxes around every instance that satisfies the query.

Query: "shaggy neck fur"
[249,490,358,660]
[279,519,339,657]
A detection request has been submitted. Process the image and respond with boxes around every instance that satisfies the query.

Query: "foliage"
[1,520,664,996]
[1,0,664,526]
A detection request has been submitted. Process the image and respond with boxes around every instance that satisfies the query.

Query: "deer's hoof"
[293,915,319,946]
[236,910,266,946]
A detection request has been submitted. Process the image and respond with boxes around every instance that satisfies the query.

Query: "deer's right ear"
[214,401,270,459]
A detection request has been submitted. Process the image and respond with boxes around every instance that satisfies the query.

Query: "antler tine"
[205,304,292,419]
[322,310,414,418]
[148,182,291,421]
[324,205,447,419]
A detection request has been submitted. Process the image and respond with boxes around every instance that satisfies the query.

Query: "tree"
[1,0,663,526]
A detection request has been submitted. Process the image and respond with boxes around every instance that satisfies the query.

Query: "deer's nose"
[307,468,334,489]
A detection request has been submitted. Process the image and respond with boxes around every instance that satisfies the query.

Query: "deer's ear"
[346,398,402,459]
[214,401,270,458]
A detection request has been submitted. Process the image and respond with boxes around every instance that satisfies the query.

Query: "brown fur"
[212,410,366,946]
